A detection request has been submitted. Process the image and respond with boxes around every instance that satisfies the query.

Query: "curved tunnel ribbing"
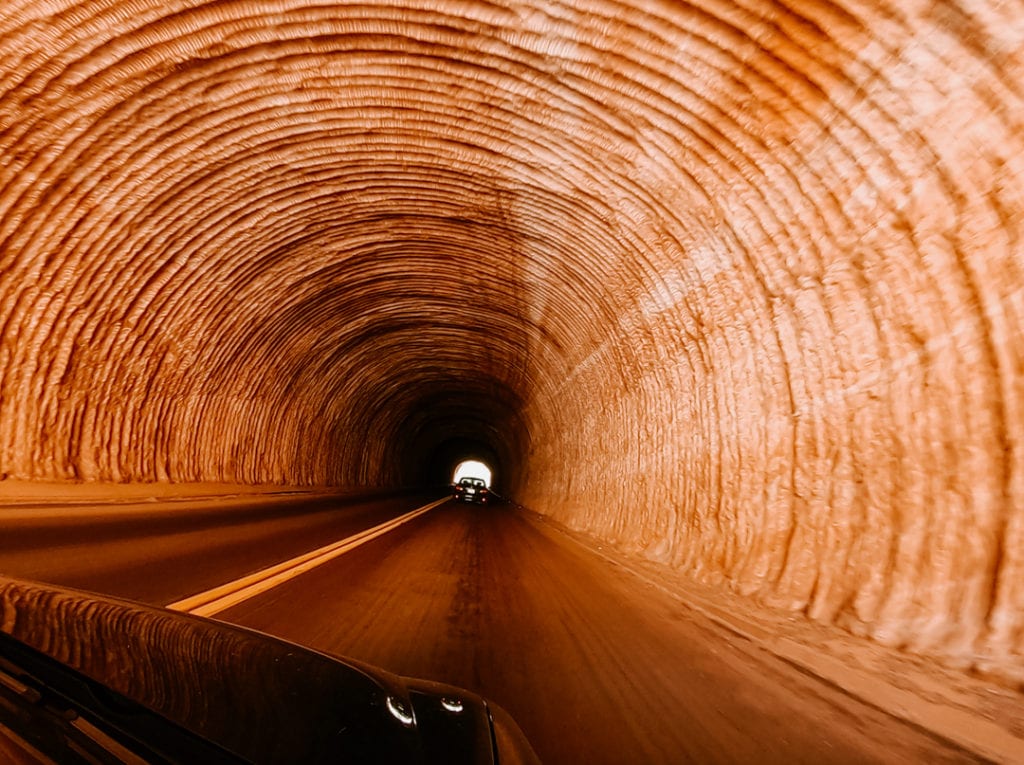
[1,1,1023,667]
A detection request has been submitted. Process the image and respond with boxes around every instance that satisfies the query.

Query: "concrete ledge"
[0,480,407,523]
[0,480,350,505]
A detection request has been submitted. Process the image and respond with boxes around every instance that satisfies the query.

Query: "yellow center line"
[167,496,450,617]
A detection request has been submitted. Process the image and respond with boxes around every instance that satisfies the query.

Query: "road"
[0,493,984,763]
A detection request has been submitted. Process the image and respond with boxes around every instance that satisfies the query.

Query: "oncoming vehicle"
[453,478,490,505]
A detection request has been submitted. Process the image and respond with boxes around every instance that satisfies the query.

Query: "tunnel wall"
[1,0,1022,667]
[508,2,1024,663]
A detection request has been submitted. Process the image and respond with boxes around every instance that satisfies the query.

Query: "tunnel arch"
[1,0,1023,668]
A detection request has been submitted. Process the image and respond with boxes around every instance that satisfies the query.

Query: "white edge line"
[167,497,449,617]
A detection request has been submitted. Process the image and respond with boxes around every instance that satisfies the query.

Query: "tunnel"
[1,0,1023,739]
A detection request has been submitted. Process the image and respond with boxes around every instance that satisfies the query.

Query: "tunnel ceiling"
[2,1,1024,664]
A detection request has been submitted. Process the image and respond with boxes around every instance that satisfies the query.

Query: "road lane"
[217,502,980,765]
[0,491,439,604]
[169,496,450,615]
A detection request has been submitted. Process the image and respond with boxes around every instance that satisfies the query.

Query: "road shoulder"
[522,507,1024,765]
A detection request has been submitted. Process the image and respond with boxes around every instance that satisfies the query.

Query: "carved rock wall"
[1,1,1022,662]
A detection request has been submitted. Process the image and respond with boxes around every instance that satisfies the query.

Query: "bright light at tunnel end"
[452,459,492,487]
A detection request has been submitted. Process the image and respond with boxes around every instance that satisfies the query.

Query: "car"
[0,576,538,764]
[452,478,490,504]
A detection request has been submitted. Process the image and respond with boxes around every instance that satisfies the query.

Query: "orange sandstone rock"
[0,0,1021,667]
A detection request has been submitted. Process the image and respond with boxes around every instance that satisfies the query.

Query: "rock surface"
[0,1,1022,667]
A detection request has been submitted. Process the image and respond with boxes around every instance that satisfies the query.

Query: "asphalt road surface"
[0,493,985,764]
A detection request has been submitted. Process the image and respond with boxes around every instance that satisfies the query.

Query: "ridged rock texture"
[1,1,1022,667]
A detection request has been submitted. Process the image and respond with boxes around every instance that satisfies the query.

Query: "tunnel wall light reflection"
[386,696,415,727]
[453,459,492,487]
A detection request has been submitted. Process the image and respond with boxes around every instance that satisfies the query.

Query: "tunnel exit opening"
[452,459,492,487]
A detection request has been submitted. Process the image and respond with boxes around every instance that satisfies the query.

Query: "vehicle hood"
[0,575,537,764]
